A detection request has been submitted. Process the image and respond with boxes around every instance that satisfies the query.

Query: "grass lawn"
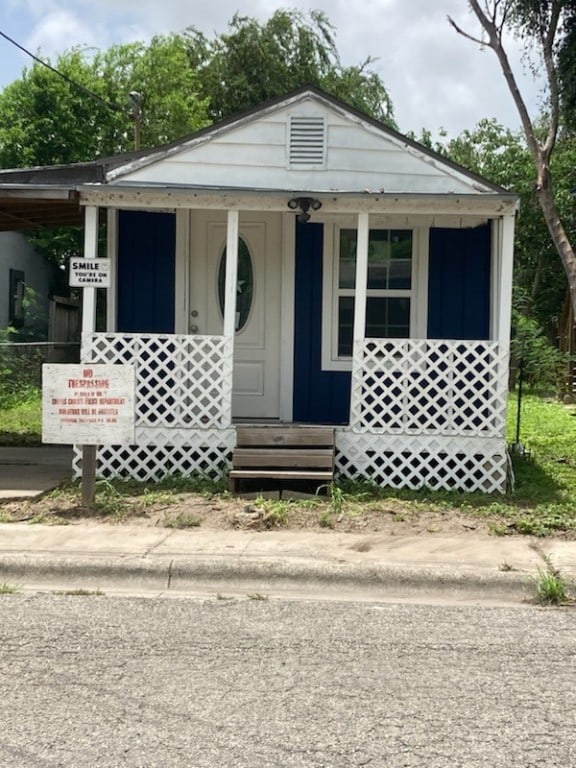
[0,387,575,536]
[0,388,41,445]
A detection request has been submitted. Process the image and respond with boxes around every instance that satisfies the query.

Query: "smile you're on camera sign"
[69,257,111,288]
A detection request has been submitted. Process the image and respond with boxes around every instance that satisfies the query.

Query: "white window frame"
[321,224,429,372]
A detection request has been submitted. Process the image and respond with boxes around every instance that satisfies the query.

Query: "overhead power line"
[0,28,122,113]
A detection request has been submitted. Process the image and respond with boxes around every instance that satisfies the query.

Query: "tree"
[449,1,576,319]
[183,10,396,126]
[442,117,575,339]
[0,34,210,168]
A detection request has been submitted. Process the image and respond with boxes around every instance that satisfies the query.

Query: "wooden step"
[229,425,335,492]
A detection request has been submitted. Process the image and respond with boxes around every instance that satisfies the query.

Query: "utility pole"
[129,91,142,151]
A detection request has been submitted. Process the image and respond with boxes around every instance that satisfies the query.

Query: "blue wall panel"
[293,222,351,424]
[427,224,491,340]
[117,211,176,333]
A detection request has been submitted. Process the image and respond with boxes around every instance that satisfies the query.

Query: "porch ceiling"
[0,193,84,231]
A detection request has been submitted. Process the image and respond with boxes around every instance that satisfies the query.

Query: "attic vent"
[289,116,326,167]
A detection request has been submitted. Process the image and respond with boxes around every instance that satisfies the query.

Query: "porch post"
[498,213,515,352]
[349,212,370,427]
[80,205,99,504]
[81,206,99,338]
[222,209,239,425]
[352,213,370,346]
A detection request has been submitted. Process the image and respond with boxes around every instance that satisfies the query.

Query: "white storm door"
[205,218,281,419]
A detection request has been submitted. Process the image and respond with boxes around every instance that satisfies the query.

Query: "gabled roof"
[0,85,516,231]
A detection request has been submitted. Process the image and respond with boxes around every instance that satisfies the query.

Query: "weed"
[319,510,335,529]
[247,593,269,601]
[56,588,104,596]
[29,512,69,525]
[253,496,291,527]
[0,582,19,594]
[489,522,510,536]
[531,553,571,606]
[91,480,129,518]
[164,512,201,529]
[330,485,345,515]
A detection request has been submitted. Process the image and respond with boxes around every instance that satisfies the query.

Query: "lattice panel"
[350,339,508,437]
[82,333,233,429]
[335,430,508,493]
[73,429,235,482]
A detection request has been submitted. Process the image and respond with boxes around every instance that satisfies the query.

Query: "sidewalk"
[0,446,575,603]
[0,445,72,499]
[1,520,575,603]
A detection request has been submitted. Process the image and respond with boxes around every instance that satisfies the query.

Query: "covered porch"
[76,187,515,494]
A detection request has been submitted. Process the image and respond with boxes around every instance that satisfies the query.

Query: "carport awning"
[0,189,84,231]
[0,161,106,232]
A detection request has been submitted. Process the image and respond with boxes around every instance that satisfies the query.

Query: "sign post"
[42,364,135,505]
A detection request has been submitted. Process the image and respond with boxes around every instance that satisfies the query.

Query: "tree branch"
[446,16,485,47]
[465,0,542,167]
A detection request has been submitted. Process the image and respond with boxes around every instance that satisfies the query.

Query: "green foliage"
[511,310,567,390]
[163,511,202,529]
[184,10,395,125]
[0,583,19,595]
[0,35,210,168]
[441,118,575,340]
[531,553,571,605]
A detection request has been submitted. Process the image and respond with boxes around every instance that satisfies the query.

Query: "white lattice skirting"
[335,432,508,493]
[73,428,236,482]
[75,333,510,491]
[350,339,508,437]
[81,332,233,429]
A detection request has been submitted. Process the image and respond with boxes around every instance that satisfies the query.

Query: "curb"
[0,553,533,602]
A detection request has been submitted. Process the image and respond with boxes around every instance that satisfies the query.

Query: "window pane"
[388,231,412,289]
[339,230,356,289]
[366,297,410,338]
[338,296,410,356]
[367,230,390,289]
[217,238,254,331]
[340,229,412,290]
[337,297,354,356]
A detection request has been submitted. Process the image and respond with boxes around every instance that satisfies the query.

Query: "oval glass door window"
[218,238,254,332]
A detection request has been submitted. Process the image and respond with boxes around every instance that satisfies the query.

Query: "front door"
[194,215,281,419]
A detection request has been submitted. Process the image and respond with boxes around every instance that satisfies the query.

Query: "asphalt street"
[1,594,575,767]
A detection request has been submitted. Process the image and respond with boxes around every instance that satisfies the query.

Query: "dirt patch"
[0,486,498,538]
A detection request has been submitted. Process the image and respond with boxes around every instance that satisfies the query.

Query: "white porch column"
[105,209,117,332]
[349,212,370,428]
[222,209,239,425]
[352,213,370,350]
[497,213,515,352]
[81,206,99,338]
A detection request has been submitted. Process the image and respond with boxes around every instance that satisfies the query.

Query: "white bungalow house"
[0,87,518,492]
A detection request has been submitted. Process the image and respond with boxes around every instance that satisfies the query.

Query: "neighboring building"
[0,232,56,334]
[0,87,518,492]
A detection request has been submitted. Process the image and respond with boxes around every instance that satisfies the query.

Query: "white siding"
[113,97,495,196]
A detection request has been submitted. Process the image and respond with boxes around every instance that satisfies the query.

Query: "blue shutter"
[117,211,176,333]
[428,224,491,340]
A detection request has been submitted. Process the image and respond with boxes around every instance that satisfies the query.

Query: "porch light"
[287,196,322,223]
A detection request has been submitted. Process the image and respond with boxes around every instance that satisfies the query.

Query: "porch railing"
[81,332,233,430]
[350,338,509,438]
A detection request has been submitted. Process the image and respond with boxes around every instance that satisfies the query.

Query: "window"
[8,269,25,329]
[331,229,413,360]
[217,237,254,332]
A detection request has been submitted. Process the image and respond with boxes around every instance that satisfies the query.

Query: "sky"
[0,0,545,140]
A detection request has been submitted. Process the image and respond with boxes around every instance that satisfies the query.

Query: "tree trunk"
[536,175,576,321]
